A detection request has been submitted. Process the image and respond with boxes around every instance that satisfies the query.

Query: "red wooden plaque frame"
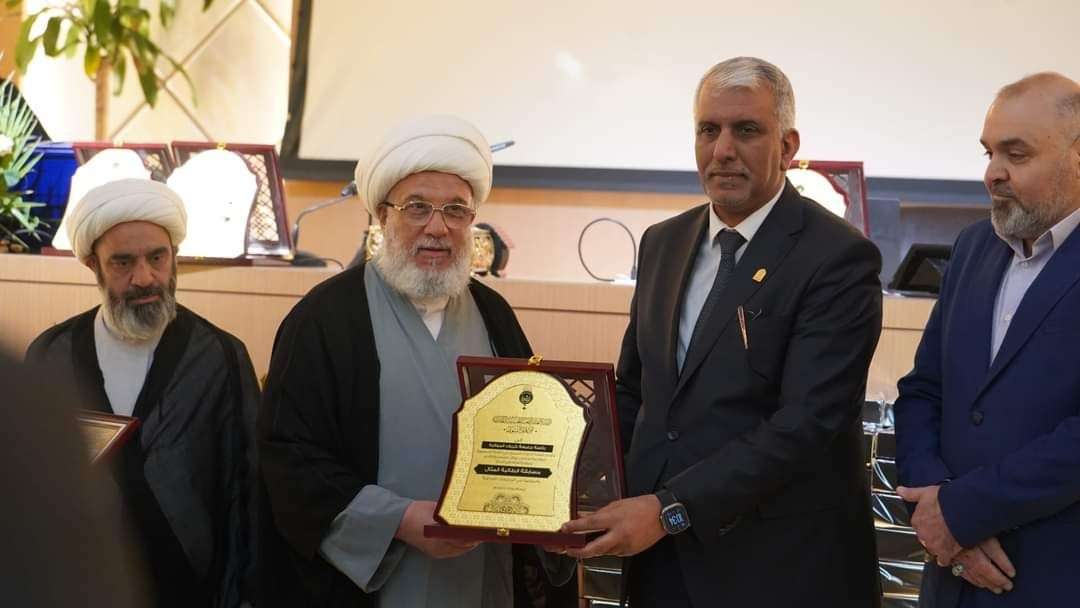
[171,142,293,258]
[425,356,624,547]
[72,142,177,180]
[788,159,870,235]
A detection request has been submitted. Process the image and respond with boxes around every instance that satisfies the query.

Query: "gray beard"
[990,194,1070,242]
[373,224,472,300]
[990,160,1074,242]
[97,274,178,343]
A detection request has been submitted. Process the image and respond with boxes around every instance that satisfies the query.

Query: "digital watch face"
[662,504,691,534]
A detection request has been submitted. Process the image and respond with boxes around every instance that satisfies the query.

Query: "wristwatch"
[656,488,691,535]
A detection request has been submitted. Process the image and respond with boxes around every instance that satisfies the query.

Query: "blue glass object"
[15,141,76,246]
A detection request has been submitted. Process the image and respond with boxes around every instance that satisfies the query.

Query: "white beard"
[374,223,472,300]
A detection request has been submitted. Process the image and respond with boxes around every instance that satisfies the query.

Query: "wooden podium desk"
[0,253,933,397]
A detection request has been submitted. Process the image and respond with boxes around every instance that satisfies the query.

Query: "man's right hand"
[395,500,479,559]
[949,537,1016,595]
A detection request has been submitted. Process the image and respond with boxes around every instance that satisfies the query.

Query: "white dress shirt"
[991,206,1080,360]
[410,294,450,339]
[93,308,162,415]
[677,184,784,371]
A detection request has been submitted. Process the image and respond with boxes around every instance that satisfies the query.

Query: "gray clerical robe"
[319,264,511,607]
[258,262,577,608]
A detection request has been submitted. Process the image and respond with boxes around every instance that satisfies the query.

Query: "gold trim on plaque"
[437,370,587,533]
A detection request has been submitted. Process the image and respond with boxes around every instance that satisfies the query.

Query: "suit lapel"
[658,207,709,393]
[976,228,1080,400]
[957,236,1010,393]
[673,183,803,400]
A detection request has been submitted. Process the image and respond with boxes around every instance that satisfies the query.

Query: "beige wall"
[0,7,18,76]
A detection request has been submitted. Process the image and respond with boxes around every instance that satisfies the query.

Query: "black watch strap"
[656,488,679,509]
[656,488,691,535]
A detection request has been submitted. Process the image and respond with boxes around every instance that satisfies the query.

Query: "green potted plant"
[6,0,215,140]
[0,75,44,253]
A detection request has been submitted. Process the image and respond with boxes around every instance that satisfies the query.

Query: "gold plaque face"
[77,412,139,464]
[437,370,588,532]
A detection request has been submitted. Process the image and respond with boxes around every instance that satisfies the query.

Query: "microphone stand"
[290,182,357,267]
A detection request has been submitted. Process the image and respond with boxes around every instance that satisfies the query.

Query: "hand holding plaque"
[425,356,625,547]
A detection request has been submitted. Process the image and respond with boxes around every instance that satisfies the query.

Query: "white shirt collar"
[998,205,1080,260]
[409,294,450,339]
[408,295,450,316]
[707,182,785,244]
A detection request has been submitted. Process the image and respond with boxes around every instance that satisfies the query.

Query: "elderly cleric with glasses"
[257,115,576,608]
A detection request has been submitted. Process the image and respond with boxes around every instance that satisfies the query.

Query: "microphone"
[290,182,357,267]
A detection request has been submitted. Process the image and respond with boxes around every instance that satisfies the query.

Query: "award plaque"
[77,411,139,465]
[786,159,870,235]
[426,356,625,547]
[172,142,293,258]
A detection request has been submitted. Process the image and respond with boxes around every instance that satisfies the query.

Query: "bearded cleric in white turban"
[260,114,578,607]
[66,178,187,260]
[355,114,494,216]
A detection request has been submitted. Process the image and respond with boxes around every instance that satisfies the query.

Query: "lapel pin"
[752,268,767,283]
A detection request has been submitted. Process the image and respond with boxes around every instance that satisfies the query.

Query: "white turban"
[66,178,188,260]
[356,115,493,216]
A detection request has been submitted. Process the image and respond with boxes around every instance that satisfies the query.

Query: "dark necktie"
[686,229,746,362]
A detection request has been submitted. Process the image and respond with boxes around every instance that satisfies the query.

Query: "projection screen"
[288,0,1080,183]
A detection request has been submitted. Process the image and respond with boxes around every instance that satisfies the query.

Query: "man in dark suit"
[895,72,1080,607]
[563,56,883,607]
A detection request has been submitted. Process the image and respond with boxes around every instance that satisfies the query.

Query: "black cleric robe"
[257,263,577,608]
[26,305,259,608]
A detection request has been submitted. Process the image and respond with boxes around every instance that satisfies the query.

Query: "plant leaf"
[4,169,22,188]
[42,16,62,56]
[84,44,101,79]
[61,21,82,58]
[112,51,127,95]
[92,0,112,49]
[134,60,159,107]
[160,0,176,28]
[14,14,42,72]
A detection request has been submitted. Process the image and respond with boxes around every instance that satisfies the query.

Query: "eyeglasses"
[380,199,477,229]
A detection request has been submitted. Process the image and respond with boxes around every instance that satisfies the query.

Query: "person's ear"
[781,128,801,168]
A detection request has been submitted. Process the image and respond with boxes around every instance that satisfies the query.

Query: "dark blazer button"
[971,411,984,425]
[667,430,680,441]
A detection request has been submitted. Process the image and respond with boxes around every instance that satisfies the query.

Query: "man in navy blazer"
[896,72,1080,607]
